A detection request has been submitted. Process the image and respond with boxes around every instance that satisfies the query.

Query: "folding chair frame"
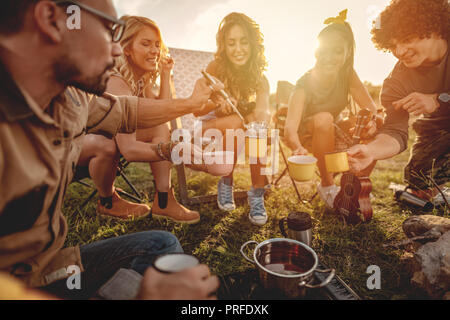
[75,157,143,211]
[270,79,324,204]
[271,131,318,204]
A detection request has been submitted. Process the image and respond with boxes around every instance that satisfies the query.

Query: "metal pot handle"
[240,241,259,264]
[279,218,288,237]
[299,268,335,289]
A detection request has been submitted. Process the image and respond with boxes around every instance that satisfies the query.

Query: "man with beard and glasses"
[348,0,450,204]
[0,0,221,299]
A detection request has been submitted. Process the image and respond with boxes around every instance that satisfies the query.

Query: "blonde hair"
[113,16,169,97]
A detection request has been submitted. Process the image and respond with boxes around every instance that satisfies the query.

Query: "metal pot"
[240,238,335,298]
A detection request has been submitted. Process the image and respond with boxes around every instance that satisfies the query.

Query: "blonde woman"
[78,16,199,223]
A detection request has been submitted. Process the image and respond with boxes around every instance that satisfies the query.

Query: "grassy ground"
[63,131,449,300]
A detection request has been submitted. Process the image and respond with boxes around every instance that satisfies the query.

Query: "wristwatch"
[438,93,450,108]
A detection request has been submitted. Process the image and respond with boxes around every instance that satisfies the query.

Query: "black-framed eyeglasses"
[53,0,126,42]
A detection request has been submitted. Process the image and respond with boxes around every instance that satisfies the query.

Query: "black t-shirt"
[295,69,350,120]
[379,39,450,151]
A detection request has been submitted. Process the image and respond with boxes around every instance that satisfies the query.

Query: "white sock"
[320,184,335,192]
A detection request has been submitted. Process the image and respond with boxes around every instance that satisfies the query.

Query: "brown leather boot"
[97,188,150,219]
[151,188,200,224]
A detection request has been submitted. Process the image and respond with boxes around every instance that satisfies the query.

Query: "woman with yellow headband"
[284,10,378,209]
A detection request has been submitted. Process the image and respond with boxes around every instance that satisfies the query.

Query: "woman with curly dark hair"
[198,12,271,226]
[348,0,450,203]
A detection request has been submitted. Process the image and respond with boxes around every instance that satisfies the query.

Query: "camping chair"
[271,81,358,203]
[272,80,384,205]
[270,81,310,203]
[74,156,144,212]
[169,47,248,205]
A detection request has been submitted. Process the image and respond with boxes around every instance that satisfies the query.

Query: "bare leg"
[203,114,267,188]
[203,115,239,181]
[78,134,150,218]
[136,124,172,192]
[250,162,267,188]
[310,112,335,187]
[116,126,200,224]
[78,134,120,197]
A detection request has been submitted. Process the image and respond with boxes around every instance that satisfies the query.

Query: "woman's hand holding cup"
[292,145,309,156]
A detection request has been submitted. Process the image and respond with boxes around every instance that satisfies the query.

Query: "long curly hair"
[371,0,450,52]
[113,16,169,97]
[214,12,267,102]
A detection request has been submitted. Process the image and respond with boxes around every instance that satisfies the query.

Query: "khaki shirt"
[0,62,138,287]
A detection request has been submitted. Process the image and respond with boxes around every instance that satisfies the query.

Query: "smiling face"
[60,0,122,95]
[225,24,251,67]
[315,32,349,75]
[392,37,435,68]
[125,26,161,74]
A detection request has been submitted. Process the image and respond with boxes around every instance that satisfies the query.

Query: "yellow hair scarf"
[324,9,348,25]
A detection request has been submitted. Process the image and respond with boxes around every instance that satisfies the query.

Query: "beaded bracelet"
[157,142,172,162]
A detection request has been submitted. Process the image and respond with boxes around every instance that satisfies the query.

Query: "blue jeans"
[41,231,183,299]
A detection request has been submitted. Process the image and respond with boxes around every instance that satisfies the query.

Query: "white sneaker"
[217,177,236,211]
[317,184,340,209]
[247,187,268,226]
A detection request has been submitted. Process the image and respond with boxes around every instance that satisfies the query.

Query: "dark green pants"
[404,122,450,190]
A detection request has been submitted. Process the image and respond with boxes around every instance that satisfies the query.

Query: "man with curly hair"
[348,0,450,202]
